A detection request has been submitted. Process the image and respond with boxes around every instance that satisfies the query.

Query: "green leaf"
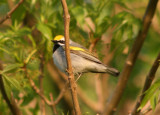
[138,79,160,111]
[27,34,36,48]
[11,5,26,24]
[150,90,159,110]
[2,63,23,74]
[37,23,52,40]
[0,47,11,54]
[2,75,12,98]
[21,94,34,106]
[71,6,86,26]
[3,74,22,91]
[25,49,37,64]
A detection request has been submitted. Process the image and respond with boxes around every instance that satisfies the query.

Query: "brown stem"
[60,0,81,114]
[0,62,21,115]
[0,0,24,24]
[104,0,159,114]
[89,38,100,52]
[39,55,46,115]
[131,53,160,115]
[25,68,52,105]
[47,63,73,108]
[50,93,58,115]
[10,93,22,115]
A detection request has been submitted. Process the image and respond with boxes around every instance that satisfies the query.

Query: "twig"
[0,0,24,24]
[60,0,81,114]
[0,61,21,115]
[25,68,52,105]
[104,0,159,114]
[39,55,46,115]
[50,93,58,115]
[89,38,100,52]
[54,82,68,105]
[131,52,160,115]
[47,63,73,108]
[25,65,68,112]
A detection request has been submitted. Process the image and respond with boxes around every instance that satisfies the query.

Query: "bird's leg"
[75,73,82,82]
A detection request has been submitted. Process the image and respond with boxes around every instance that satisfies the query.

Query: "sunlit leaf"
[71,6,86,25]
[3,74,22,91]
[2,63,23,74]
[37,23,52,40]
[25,49,37,64]
[138,79,160,111]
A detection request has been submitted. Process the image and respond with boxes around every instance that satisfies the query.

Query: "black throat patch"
[53,44,60,53]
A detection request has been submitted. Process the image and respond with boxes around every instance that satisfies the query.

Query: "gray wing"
[70,49,103,64]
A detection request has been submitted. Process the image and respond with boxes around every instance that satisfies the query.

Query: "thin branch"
[54,82,68,105]
[60,0,81,114]
[89,38,100,52]
[0,0,24,24]
[131,52,160,115]
[39,55,46,115]
[104,0,159,114]
[0,61,21,115]
[25,68,52,105]
[47,63,73,108]
[50,93,58,115]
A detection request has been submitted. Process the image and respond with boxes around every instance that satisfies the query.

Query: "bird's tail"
[106,66,120,77]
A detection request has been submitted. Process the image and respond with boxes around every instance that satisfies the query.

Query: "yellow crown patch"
[53,35,64,40]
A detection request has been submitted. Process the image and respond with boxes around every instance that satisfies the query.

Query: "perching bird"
[52,35,120,77]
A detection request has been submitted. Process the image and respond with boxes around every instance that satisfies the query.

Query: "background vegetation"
[0,0,160,115]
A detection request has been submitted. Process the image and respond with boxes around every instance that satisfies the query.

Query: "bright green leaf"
[3,74,22,91]
[37,23,52,40]
[2,63,23,74]
[25,49,37,64]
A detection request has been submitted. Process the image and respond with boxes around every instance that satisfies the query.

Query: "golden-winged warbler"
[52,35,120,77]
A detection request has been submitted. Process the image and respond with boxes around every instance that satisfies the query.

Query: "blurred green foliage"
[0,0,160,114]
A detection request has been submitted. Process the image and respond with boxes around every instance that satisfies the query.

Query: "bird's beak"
[51,40,57,43]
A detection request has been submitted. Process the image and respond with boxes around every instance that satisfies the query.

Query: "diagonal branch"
[0,0,24,24]
[104,0,159,114]
[60,0,81,114]
[131,52,160,115]
[24,64,65,109]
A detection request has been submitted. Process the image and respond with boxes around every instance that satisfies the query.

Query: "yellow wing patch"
[70,46,95,57]
[53,35,64,40]
[69,46,85,52]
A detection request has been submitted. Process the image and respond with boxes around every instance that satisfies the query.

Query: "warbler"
[52,35,120,77]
